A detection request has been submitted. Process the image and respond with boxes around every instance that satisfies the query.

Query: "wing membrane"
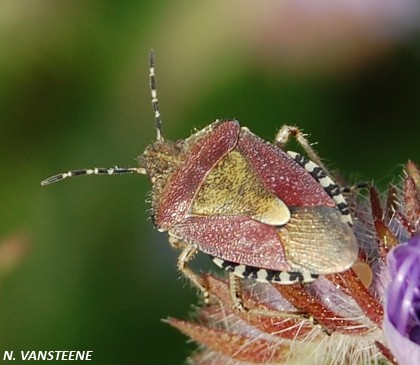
[278,206,357,274]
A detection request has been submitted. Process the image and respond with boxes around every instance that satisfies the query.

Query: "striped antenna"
[41,166,145,186]
[40,52,163,186]
[149,49,163,141]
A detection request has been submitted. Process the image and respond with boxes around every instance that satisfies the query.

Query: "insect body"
[42,51,358,307]
[139,119,357,284]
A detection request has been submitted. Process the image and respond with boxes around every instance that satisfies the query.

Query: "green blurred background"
[0,1,419,364]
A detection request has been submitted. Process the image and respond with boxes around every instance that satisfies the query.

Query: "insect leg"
[228,272,247,312]
[340,181,370,193]
[275,125,329,173]
[177,242,210,303]
[228,273,307,320]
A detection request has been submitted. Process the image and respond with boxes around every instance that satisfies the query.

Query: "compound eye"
[150,214,158,228]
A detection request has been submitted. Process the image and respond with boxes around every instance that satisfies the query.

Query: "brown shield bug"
[42,50,358,311]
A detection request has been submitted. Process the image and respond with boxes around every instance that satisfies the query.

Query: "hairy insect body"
[139,119,357,283]
[42,51,358,295]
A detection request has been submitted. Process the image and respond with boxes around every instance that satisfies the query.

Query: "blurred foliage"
[0,1,419,364]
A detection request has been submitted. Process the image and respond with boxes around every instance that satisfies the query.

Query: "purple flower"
[384,235,420,365]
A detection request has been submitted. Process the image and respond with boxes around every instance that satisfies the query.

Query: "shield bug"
[42,50,358,311]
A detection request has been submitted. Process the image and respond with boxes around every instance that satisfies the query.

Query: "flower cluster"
[168,161,420,365]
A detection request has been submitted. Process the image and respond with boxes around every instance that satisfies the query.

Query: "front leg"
[170,236,210,303]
